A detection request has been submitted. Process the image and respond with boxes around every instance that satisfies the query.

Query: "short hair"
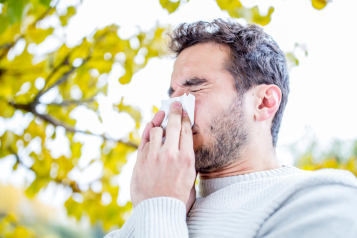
[168,19,290,146]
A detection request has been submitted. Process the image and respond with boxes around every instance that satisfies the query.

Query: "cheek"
[192,99,216,147]
[193,97,221,127]
[194,99,209,127]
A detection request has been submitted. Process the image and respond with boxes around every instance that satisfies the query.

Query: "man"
[105,19,357,238]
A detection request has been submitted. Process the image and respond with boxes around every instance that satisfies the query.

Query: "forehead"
[171,43,230,86]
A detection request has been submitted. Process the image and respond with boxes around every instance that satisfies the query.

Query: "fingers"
[164,102,182,148]
[138,122,153,153]
[137,142,150,162]
[152,110,165,127]
[149,127,163,153]
[179,110,193,152]
[138,111,165,152]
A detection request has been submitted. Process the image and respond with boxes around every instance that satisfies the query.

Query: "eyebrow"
[168,77,208,97]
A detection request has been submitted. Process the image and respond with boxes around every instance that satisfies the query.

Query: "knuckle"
[165,148,177,160]
[182,151,193,166]
[180,126,191,135]
[184,159,192,167]
[144,142,150,149]
[148,151,158,160]
[170,107,182,115]
[145,122,152,129]
[150,127,163,136]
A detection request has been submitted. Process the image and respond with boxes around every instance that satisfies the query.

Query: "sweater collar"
[198,164,301,198]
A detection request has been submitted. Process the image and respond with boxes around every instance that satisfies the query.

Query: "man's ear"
[254,85,282,122]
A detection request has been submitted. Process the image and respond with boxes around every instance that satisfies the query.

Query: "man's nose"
[171,91,189,98]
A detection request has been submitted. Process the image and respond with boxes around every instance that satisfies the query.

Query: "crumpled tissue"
[159,93,195,130]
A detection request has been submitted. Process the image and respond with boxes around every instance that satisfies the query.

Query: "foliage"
[216,0,274,26]
[160,0,182,14]
[0,0,333,235]
[0,183,102,238]
[311,0,330,10]
[0,0,164,233]
[295,139,357,177]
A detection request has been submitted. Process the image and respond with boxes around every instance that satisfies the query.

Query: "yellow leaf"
[13,227,30,238]
[59,6,76,26]
[216,0,243,11]
[160,0,181,14]
[152,105,159,114]
[216,0,274,26]
[26,27,54,44]
[311,0,329,10]
[286,52,299,66]
[0,100,15,118]
[116,98,142,128]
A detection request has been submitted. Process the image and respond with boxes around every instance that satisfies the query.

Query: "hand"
[186,172,198,215]
[130,101,196,215]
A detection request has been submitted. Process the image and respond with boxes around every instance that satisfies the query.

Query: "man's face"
[169,43,249,172]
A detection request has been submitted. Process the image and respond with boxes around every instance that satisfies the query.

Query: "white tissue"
[159,93,195,130]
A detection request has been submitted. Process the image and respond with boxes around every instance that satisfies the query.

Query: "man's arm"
[257,184,357,238]
[105,103,194,238]
[104,197,188,238]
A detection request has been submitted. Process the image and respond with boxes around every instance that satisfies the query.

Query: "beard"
[194,96,249,173]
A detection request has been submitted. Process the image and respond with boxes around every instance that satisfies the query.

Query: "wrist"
[134,197,188,237]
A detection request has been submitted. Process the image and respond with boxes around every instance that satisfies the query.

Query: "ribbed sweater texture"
[105,165,357,238]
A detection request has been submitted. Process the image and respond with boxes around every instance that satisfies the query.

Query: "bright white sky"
[1,0,357,217]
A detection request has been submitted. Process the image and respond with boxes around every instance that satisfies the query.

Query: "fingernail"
[183,110,188,117]
[174,102,181,108]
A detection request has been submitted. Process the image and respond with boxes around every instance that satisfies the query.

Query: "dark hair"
[168,19,289,146]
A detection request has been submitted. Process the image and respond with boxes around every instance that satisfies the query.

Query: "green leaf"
[0,14,9,35]
[160,0,180,14]
[40,0,51,7]
[7,0,28,24]
[286,52,299,66]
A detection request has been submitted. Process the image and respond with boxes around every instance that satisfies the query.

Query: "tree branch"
[9,147,81,193]
[9,102,139,149]
[44,98,95,106]
[32,25,108,106]
[0,1,60,61]
[33,55,91,105]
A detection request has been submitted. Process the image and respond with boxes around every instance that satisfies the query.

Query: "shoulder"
[257,170,357,238]
[283,165,357,186]
[273,167,357,203]
[271,167,357,212]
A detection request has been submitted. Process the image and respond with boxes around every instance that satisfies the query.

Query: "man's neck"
[198,148,282,180]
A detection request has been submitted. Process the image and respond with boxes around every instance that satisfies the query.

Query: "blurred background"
[0,0,356,237]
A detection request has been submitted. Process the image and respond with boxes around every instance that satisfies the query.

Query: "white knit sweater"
[105,165,357,238]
